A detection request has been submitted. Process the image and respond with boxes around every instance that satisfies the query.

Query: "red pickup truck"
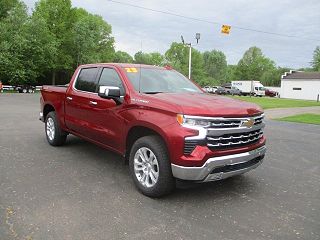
[40,63,266,197]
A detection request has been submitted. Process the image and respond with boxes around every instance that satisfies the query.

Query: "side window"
[75,68,99,93]
[98,68,125,95]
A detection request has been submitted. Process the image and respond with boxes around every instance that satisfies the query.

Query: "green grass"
[1,90,40,93]
[276,114,320,125]
[1,90,16,93]
[232,96,320,109]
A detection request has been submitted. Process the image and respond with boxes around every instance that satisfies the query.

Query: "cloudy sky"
[24,0,320,68]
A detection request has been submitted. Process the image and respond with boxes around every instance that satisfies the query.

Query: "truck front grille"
[183,114,265,155]
[207,129,263,149]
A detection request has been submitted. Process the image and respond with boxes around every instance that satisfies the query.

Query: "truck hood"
[148,92,263,117]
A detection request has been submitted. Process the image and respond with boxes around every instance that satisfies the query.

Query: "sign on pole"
[221,25,231,35]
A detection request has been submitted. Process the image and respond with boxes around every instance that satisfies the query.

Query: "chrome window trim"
[72,67,126,98]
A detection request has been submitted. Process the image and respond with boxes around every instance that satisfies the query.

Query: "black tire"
[129,135,175,197]
[45,111,67,146]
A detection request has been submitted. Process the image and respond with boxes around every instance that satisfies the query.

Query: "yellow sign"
[125,67,138,73]
[221,25,231,35]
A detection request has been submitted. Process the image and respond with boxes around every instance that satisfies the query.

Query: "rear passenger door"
[65,67,100,136]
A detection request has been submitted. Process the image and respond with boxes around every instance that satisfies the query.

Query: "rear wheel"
[45,111,67,146]
[129,135,175,197]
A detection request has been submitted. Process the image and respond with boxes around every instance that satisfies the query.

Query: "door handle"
[89,101,97,106]
[66,96,73,101]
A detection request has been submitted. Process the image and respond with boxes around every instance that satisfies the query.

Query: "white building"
[280,71,320,101]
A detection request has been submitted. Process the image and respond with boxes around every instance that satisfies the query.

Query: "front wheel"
[129,135,175,197]
[45,111,67,146]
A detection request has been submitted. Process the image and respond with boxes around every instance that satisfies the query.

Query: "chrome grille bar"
[208,129,263,141]
[207,134,263,148]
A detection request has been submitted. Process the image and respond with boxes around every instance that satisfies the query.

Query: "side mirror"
[98,86,121,99]
[98,86,123,105]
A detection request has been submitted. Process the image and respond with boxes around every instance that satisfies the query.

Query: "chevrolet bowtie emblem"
[241,118,255,128]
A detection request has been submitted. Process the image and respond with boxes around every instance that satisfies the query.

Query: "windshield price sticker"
[125,67,138,73]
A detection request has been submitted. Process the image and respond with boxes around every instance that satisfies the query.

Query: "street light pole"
[188,43,192,79]
[181,33,200,79]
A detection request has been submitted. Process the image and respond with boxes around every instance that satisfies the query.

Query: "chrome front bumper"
[171,146,266,182]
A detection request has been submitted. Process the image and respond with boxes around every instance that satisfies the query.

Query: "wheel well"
[43,104,55,119]
[125,126,165,164]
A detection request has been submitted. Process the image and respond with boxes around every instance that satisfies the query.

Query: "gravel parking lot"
[0,93,319,240]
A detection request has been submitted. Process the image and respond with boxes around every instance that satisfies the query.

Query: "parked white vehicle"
[232,81,265,96]
[203,86,218,93]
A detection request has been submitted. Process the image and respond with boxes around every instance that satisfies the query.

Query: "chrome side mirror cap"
[98,86,121,99]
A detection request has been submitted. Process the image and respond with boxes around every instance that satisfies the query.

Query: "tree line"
[0,0,319,87]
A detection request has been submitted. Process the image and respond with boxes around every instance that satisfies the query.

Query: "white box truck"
[232,80,265,96]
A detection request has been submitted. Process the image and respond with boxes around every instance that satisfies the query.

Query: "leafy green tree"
[0,0,18,19]
[236,46,276,81]
[134,51,149,64]
[114,51,133,63]
[165,42,204,82]
[260,67,290,87]
[0,1,57,85]
[33,0,75,84]
[0,1,28,84]
[311,46,320,71]
[134,51,164,65]
[203,50,227,84]
[72,8,115,66]
[225,65,237,82]
[298,67,314,72]
[149,52,165,66]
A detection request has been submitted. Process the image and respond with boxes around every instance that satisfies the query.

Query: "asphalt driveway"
[265,106,320,119]
[0,93,319,240]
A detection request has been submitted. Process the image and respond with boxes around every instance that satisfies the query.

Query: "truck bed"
[41,85,68,124]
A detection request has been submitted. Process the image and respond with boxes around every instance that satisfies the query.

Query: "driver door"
[84,67,126,151]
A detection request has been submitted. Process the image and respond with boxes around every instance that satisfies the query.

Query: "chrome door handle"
[66,96,73,101]
[89,101,97,105]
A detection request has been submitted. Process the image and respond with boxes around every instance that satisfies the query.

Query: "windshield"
[123,67,202,94]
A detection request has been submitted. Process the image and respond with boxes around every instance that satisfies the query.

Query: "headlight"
[177,114,210,127]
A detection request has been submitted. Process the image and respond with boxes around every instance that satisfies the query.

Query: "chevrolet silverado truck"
[40,64,266,197]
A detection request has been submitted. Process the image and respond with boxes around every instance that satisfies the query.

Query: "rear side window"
[98,68,125,95]
[75,68,99,92]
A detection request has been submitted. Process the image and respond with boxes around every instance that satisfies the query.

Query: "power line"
[105,0,320,42]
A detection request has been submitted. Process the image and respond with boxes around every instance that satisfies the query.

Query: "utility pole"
[188,44,192,79]
[181,33,200,79]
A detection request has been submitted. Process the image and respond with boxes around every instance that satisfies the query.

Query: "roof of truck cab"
[78,63,167,69]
